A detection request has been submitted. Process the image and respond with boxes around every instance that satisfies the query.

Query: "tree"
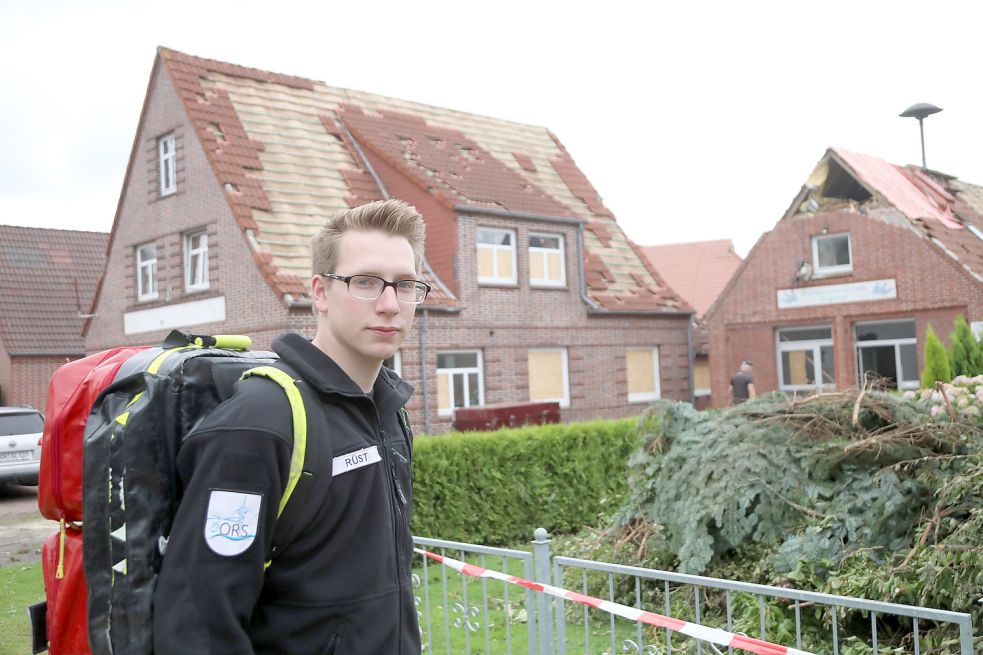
[921,325,951,388]
[949,317,982,377]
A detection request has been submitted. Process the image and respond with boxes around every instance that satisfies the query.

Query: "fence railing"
[413,529,976,655]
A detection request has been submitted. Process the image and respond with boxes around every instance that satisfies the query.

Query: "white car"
[0,407,43,486]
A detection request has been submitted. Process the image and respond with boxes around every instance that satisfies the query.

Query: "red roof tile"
[145,48,687,314]
[337,105,576,218]
[0,226,108,355]
[641,240,743,316]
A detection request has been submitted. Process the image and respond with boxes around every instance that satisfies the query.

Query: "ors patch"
[204,490,262,556]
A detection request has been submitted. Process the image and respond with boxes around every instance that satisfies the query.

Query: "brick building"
[706,148,983,405]
[641,240,742,408]
[84,48,693,433]
[0,226,107,412]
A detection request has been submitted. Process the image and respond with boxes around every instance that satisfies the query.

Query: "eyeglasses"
[322,274,432,304]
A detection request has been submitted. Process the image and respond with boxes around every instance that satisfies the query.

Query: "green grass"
[0,563,43,655]
[412,548,664,654]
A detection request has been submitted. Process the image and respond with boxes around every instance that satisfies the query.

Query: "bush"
[949,316,983,377]
[411,418,639,545]
[921,325,951,388]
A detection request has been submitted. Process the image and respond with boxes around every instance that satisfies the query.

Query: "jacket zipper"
[373,406,405,655]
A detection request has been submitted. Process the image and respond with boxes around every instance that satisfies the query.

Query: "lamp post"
[899,103,942,169]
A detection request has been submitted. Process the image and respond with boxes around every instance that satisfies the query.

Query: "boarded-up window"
[528,348,569,407]
[529,233,565,287]
[693,356,710,396]
[626,347,660,403]
[476,228,516,284]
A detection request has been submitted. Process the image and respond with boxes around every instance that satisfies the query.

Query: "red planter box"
[453,401,561,432]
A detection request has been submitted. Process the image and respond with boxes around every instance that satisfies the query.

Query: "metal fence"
[413,529,976,655]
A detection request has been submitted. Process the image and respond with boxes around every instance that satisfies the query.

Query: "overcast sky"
[2,1,981,256]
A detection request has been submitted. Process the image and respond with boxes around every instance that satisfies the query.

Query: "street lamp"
[899,103,942,169]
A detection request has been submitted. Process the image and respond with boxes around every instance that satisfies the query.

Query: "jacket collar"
[272,332,413,411]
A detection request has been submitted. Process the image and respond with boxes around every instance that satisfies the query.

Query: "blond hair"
[312,199,426,275]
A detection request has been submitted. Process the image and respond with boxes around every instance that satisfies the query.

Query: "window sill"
[530,282,568,290]
[628,394,660,404]
[812,268,853,280]
[477,281,519,288]
[184,285,211,295]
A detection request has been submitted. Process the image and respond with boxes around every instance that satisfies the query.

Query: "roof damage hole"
[815,158,872,202]
[210,122,226,142]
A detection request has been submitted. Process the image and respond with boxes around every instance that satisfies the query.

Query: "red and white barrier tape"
[416,549,816,655]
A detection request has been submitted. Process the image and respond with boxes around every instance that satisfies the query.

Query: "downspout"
[687,318,695,405]
[577,223,599,310]
[419,308,431,435]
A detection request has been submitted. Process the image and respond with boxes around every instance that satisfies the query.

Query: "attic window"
[159,134,177,196]
[458,146,478,162]
[819,159,871,202]
[427,136,444,147]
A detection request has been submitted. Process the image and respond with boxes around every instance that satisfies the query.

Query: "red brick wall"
[5,356,83,413]
[709,210,983,405]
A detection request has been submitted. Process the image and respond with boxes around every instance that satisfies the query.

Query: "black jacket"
[153,333,421,655]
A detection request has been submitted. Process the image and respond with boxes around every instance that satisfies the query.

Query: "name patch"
[204,490,262,556]
[332,445,381,477]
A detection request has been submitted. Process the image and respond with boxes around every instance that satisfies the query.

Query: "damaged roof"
[152,47,689,314]
[791,147,983,284]
[641,240,742,316]
[0,225,108,355]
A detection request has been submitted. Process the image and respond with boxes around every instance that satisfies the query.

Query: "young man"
[154,199,427,654]
[729,360,757,405]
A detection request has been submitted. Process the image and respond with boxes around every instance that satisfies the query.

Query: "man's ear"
[311,275,330,316]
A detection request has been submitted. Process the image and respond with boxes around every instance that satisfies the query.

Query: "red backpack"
[37,346,148,655]
[32,332,316,655]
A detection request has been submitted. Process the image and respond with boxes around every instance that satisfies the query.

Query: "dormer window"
[476,227,517,285]
[812,232,852,276]
[159,134,177,196]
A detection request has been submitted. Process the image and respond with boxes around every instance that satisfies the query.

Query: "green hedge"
[411,418,639,545]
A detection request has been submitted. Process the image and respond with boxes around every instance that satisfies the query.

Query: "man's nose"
[376,284,401,312]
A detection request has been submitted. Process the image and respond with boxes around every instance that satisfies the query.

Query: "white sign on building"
[777,279,897,309]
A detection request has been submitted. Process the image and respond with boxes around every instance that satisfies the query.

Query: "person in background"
[730,360,757,405]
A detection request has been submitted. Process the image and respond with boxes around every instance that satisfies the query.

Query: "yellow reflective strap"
[239,366,307,519]
[147,346,200,375]
[213,335,252,351]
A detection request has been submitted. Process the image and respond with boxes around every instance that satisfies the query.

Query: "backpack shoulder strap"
[239,365,322,568]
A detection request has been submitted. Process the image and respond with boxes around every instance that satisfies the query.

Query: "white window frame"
[528,232,566,288]
[476,227,517,285]
[776,325,835,393]
[811,232,852,276]
[854,319,919,390]
[528,347,570,408]
[136,242,158,302]
[159,134,177,196]
[437,350,484,417]
[184,231,209,292]
[626,346,661,404]
[385,350,402,377]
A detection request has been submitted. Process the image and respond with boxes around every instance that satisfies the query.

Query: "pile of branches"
[590,389,982,622]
